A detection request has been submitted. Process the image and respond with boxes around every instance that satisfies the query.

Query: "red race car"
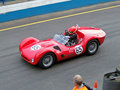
[19,25,106,69]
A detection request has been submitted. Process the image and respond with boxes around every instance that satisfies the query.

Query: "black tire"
[85,39,99,55]
[38,52,56,69]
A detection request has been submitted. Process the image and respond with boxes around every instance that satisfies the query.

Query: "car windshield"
[53,34,70,45]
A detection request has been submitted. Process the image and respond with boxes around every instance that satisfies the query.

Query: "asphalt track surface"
[0,3,120,90]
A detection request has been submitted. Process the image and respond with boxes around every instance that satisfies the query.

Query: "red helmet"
[67,26,78,35]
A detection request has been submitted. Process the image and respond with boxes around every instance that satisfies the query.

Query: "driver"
[64,26,78,45]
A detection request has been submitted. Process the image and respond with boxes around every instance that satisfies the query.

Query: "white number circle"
[31,45,41,51]
[75,45,83,54]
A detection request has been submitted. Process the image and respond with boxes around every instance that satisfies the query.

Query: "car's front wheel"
[38,52,56,69]
[85,39,99,55]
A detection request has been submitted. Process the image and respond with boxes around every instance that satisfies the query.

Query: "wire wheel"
[42,55,53,67]
[86,39,99,55]
[88,42,98,54]
[39,53,56,69]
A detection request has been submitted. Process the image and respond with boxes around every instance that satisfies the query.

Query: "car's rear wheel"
[38,52,56,69]
[85,39,99,55]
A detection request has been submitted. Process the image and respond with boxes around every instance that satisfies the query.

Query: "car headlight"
[31,59,34,63]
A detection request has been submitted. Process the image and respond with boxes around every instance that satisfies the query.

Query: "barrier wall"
[0,0,116,22]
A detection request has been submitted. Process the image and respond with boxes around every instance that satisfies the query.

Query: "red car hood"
[21,39,57,60]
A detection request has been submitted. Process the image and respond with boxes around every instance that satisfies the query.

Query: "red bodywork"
[19,27,106,65]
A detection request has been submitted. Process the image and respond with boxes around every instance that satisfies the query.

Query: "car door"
[65,43,83,58]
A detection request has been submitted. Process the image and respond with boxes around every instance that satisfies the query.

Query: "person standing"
[73,75,93,90]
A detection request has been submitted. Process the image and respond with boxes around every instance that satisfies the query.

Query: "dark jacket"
[83,83,93,90]
[65,30,77,43]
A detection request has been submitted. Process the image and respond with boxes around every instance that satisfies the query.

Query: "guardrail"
[0,0,116,22]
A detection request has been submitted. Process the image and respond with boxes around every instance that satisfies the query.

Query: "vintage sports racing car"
[19,26,106,69]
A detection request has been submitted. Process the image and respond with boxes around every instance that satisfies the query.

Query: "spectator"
[73,75,93,90]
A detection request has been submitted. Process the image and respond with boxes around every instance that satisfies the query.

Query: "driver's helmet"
[67,26,78,35]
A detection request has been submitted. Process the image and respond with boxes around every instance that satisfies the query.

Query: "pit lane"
[0,3,120,90]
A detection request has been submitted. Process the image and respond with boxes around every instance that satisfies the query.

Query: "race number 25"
[75,45,83,54]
